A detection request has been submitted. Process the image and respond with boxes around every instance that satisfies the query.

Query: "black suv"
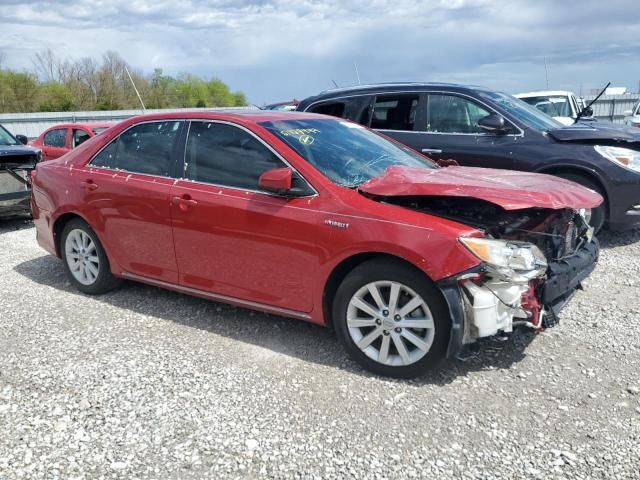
[298,83,640,231]
[0,124,40,218]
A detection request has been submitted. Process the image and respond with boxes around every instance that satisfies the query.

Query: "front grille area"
[532,213,586,261]
[0,154,38,169]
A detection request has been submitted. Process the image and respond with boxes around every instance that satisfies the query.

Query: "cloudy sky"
[1,0,639,104]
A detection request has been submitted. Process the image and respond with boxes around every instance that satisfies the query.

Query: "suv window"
[43,128,67,147]
[309,102,346,117]
[426,94,491,134]
[370,95,419,131]
[184,121,292,191]
[73,129,91,148]
[91,121,181,176]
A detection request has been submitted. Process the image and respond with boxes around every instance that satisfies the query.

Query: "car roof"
[297,82,492,107]
[124,110,325,125]
[46,122,115,130]
[514,91,574,98]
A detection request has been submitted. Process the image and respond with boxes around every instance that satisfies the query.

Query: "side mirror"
[581,106,594,117]
[258,167,293,195]
[15,134,28,145]
[477,114,508,133]
[624,109,633,116]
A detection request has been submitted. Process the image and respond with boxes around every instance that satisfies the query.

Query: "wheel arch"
[322,252,439,329]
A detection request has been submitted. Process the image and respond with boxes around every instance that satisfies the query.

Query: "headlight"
[460,237,548,278]
[594,145,640,172]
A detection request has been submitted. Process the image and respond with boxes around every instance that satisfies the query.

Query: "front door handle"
[80,180,98,191]
[421,148,443,154]
[171,195,198,211]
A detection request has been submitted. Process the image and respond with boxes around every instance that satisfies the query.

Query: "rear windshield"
[260,118,436,187]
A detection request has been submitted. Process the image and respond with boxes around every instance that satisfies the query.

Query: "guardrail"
[0,107,255,138]
[582,94,639,124]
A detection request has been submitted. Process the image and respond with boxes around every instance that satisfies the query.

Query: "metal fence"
[0,107,255,139]
[581,93,639,124]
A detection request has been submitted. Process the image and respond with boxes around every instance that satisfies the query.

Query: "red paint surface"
[359,165,604,210]
[31,111,593,326]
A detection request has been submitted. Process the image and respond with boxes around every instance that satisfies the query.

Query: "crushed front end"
[391,197,599,357]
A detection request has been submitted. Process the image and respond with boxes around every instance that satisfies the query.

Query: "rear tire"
[60,218,122,295]
[555,173,606,233]
[332,258,450,378]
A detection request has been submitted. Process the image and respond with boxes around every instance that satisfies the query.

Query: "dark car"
[298,83,640,231]
[0,124,40,218]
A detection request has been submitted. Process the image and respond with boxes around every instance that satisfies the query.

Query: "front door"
[400,93,521,170]
[78,120,184,282]
[170,120,319,313]
[42,128,69,160]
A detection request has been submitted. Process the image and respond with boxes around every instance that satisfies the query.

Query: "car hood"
[358,166,603,210]
[547,123,640,142]
[0,144,40,167]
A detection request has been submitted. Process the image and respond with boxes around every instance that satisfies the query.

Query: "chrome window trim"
[303,90,525,137]
[87,119,184,179]
[180,119,319,198]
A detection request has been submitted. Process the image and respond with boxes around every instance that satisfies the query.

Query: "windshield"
[92,127,109,134]
[0,125,19,146]
[480,91,563,131]
[260,118,436,187]
[520,95,572,117]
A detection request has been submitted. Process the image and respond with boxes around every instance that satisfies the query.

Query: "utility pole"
[354,62,361,85]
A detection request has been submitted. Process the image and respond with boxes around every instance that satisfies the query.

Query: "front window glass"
[309,101,346,118]
[73,129,91,148]
[426,95,491,134]
[0,125,19,146]
[43,129,67,147]
[184,121,287,191]
[480,91,562,130]
[260,118,436,187]
[519,95,572,117]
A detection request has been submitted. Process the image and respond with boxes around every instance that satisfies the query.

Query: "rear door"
[79,120,184,283]
[42,128,70,160]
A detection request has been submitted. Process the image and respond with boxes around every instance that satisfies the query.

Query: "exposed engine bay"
[382,195,597,345]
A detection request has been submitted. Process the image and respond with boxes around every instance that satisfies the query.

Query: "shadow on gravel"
[598,227,640,249]
[14,254,535,386]
[0,215,33,234]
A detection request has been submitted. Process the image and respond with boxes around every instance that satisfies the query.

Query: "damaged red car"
[31,112,601,378]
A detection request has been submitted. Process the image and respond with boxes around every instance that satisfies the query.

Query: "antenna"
[332,79,339,88]
[124,65,146,113]
[354,62,361,85]
[543,57,549,89]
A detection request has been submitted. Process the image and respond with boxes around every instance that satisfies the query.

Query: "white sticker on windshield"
[340,121,364,129]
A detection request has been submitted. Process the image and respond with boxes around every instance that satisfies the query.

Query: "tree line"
[0,50,248,113]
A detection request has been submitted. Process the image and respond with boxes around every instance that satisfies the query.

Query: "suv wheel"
[556,173,606,233]
[61,219,122,294]
[333,259,450,378]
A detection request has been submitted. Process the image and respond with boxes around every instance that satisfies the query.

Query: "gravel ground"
[1,217,639,480]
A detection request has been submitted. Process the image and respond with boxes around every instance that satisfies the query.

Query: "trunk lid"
[358,166,603,210]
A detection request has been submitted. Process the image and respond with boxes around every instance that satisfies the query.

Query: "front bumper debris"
[440,239,599,359]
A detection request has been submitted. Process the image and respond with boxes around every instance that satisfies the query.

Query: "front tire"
[61,218,122,294]
[333,259,450,378]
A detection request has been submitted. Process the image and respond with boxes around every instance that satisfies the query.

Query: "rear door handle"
[421,148,443,154]
[80,180,98,191]
[171,195,198,211]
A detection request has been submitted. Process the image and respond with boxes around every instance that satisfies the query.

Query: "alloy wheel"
[64,229,100,286]
[346,281,435,367]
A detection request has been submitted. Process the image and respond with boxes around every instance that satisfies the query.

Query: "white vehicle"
[623,102,640,128]
[515,90,590,126]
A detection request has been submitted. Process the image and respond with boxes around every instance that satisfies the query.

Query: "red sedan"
[30,122,113,160]
[31,111,601,377]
